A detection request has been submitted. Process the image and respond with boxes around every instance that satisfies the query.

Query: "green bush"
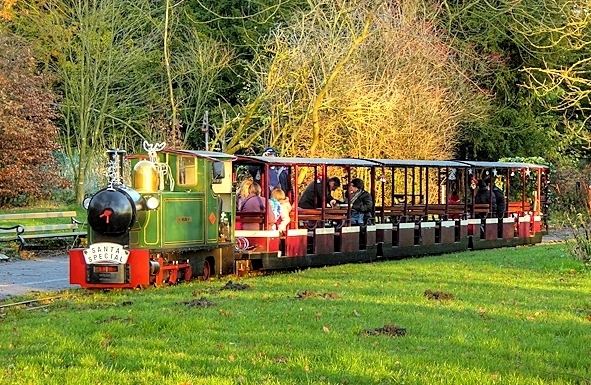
[565,212,591,267]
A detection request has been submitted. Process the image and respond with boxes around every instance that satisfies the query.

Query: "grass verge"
[0,202,85,227]
[0,244,589,385]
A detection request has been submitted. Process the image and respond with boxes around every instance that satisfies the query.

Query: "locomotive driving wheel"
[201,259,211,281]
[183,265,193,282]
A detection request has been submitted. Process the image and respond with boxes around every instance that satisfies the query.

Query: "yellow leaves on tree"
[0,0,17,21]
[222,0,489,160]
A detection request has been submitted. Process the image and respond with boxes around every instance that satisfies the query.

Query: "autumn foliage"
[0,34,67,206]
[217,0,488,160]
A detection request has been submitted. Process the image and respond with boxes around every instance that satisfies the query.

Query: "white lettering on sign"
[83,242,130,264]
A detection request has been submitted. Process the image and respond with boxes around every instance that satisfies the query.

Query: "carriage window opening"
[212,161,224,184]
[178,156,197,186]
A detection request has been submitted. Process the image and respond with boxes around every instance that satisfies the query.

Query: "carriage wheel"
[201,259,211,281]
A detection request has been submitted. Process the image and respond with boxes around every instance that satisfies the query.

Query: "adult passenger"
[262,147,291,194]
[298,177,341,209]
[347,178,374,225]
[237,178,253,210]
[474,179,497,217]
[492,183,505,218]
[238,182,273,230]
[248,147,291,195]
[448,189,461,204]
[239,182,265,212]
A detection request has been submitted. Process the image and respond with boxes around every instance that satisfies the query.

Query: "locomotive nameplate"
[83,242,130,264]
[176,216,193,224]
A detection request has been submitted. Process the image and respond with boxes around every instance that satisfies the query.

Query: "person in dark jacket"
[347,178,374,225]
[262,147,291,194]
[474,179,497,217]
[298,177,341,209]
[248,147,291,195]
[492,185,505,218]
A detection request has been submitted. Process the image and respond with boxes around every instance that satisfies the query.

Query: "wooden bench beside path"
[0,211,86,248]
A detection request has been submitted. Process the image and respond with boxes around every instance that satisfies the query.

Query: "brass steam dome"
[133,160,159,193]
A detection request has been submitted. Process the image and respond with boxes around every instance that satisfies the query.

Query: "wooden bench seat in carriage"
[377,204,465,246]
[507,201,532,215]
[235,212,266,229]
[468,203,531,244]
[474,201,539,241]
[505,201,542,238]
[0,211,86,249]
[296,208,348,223]
[296,208,377,254]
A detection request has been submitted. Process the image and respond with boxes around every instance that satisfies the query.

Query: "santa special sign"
[83,242,130,264]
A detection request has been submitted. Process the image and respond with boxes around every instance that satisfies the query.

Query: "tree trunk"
[75,145,88,204]
[76,169,86,204]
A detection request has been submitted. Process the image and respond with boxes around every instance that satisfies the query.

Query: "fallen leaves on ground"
[361,324,407,337]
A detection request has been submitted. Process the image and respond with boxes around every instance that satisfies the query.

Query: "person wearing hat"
[260,147,291,195]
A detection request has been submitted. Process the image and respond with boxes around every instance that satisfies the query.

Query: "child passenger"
[271,187,292,232]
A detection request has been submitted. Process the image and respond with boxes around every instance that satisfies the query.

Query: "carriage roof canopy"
[454,160,548,170]
[235,156,380,167]
[370,159,468,167]
[236,156,475,168]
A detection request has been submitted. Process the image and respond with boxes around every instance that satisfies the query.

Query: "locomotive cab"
[126,150,235,250]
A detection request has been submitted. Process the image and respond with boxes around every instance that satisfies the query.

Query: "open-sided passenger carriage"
[232,156,549,273]
[370,159,472,259]
[457,161,549,249]
[233,156,381,271]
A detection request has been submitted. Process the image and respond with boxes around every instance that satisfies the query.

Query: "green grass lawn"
[0,244,589,385]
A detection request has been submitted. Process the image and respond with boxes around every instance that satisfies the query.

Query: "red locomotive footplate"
[69,248,150,289]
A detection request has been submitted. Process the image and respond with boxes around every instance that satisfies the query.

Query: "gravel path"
[0,255,71,300]
[541,227,573,244]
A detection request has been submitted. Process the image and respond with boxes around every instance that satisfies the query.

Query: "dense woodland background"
[0,0,590,209]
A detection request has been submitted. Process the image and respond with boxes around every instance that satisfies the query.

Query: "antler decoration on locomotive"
[138,141,174,192]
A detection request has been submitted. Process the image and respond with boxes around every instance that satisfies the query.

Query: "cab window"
[178,156,196,186]
[212,161,225,184]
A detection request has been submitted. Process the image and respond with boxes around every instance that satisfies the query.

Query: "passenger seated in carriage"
[447,188,462,219]
[346,178,374,225]
[475,179,497,218]
[298,176,342,209]
[262,147,291,195]
[448,188,461,204]
[246,147,292,197]
[271,187,292,232]
[238,182,280,230]
[237,178,254,210]
[492,181,505,218]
